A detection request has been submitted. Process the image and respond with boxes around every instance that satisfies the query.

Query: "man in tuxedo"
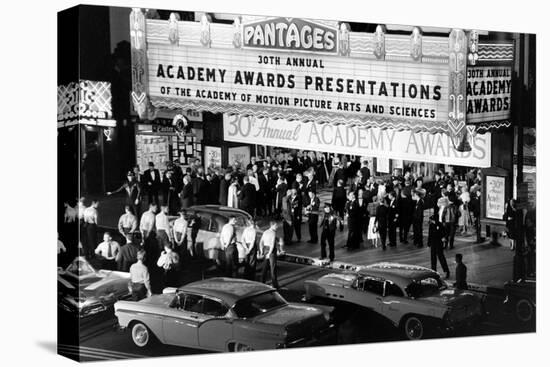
[238,175,257,217]
[257,167,270,217]
[289,188,303,242]
[180,175,194,209]
[319,203,338,261]
[412,190,425,248]
[143,162,161,206]
[306,191,320,244]
[345,191,361,250]
[332,179,347,232]
[428,214,450,278]
[375,198,389,250]
[357,188,368,241]
[219,172,231,207]
[387,191,399,247]
[360,161,371,186]
[162,170,180,215]
[398,190,413,244]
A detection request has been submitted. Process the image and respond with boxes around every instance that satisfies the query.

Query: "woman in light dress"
[458,186,471,234]
[367,196,380,247]
[172,210,189,256]
[227,177,240,208]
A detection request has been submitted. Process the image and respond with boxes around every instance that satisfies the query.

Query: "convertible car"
[114,277,335,351]
[58,256,131,318]
[304,262,484,340]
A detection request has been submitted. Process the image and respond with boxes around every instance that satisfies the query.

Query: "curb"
[278,252,504,295]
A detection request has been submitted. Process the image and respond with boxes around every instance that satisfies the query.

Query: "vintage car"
[58,256,131,318]
[304,262,484,340]
[183,205,268,264]
[503,278,536,324]
[114,277,335,351]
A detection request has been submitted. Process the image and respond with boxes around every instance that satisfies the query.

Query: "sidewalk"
[88,188,514,289]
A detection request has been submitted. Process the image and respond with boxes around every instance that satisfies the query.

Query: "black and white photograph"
[2,0,547,366]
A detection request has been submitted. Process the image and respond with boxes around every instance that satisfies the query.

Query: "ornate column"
[447,29,471,151]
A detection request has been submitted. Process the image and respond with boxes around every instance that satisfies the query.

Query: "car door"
[197,297,234,351]
[162,293,206,348]
[353,276,385,311]
[377,281,405,324]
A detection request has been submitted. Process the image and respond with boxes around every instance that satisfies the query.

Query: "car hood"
[419,288,478,308]
[252,303,325,326]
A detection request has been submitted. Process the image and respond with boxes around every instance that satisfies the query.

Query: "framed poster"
[204,145,222,172]
[485,175,506,220]
[377,157,390,174]
[228,146,251,169]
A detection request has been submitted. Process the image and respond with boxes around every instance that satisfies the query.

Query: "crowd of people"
[60,149,536,299]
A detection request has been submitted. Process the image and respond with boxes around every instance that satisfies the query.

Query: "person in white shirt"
[118,205,138,237]
[83,200,99,258]
[157,243,180,287]
[248,169,260,191]
[139,203,157,242]
[220,216,237,277]
[172,210,189,256]
[129,250,152,300]
[155,205,172,249]
[64,202,77,223]
[241,221,257,280]
[227,177,239,208]
[259,221,279,288]
[94,232,121,270]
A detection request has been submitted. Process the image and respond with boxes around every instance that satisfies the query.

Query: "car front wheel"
[131,322,151,347]
[402,316,425,340]
[515,298,535,323]
[234,342,254,352]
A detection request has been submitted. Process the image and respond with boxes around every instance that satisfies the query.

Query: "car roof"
[359,263,440,288]
[179,277,273,305]
[188,205,252,219]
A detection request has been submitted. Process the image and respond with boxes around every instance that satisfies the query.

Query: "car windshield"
[405,276,446,298]
[232,291,287,318]
[66,257,96,276]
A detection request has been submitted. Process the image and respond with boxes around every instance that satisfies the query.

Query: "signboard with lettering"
[204,145,222,171]
[485,175,506,219]
[242,18,338,54]
[57,80,113,126]
[466,66,512,124]
[147,44,449,131]
[223,114,491,167]
[228,146,251,168]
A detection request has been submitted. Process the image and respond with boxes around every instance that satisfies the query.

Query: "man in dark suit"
[454,253,468,290]
[289,188,303,242]
[375,198,389,250]
[360,161,371,186]
[219,172,231,206]
[206,173,219,205]
[257,167,270,217]
[387,191,399,247]
[428,214,450,278]
[319,203,338,261]
[332,179,347,232]
[143,162,161,205]
[193,170,209,205]
[357,188,368,241]
[306,191,320,244]
[412,190,425,248]
[333,163,346,187]
[117,233,141,272]
[180,175,194,209]
[162,170,180,215]
[238,175,257,217]
[345,191,362,250]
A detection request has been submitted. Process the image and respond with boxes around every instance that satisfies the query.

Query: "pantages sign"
[242,17,338,53]
[223,114,491,167]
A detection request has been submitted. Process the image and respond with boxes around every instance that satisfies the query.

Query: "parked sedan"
[114,277,335,351]
[304,262,484,340]
[503,278,536,324]
[183,205,266,264]
[58,256,131,318]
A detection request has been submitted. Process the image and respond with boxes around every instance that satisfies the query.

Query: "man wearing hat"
[143,162,161,206]
[107,171,142,221]
[320,203,338,261]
